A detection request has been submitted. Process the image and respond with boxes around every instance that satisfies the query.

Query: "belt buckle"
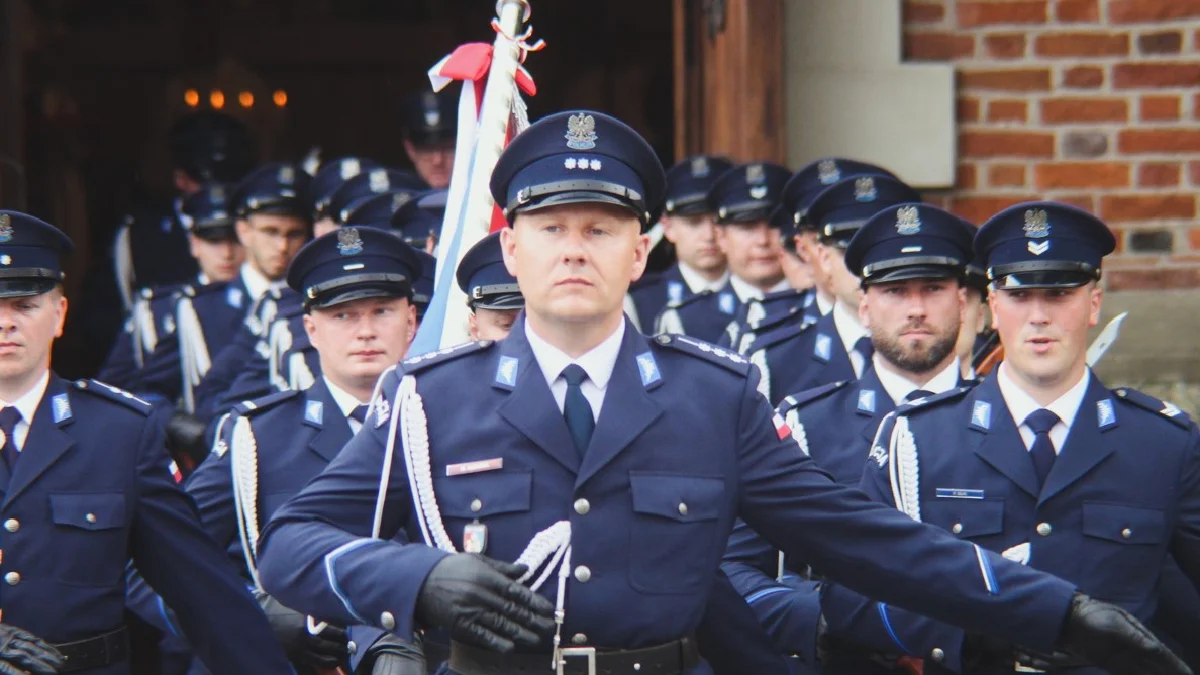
[1015,660,1047,674]
[556,646,597,675]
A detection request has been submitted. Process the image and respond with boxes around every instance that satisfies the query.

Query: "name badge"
[446,458,504,477]
[936,488,985,500]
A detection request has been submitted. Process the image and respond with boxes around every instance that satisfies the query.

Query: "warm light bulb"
[239,91,254,108]
[184,89,200,107]
[273,90,288,107]
[210,90,225,109]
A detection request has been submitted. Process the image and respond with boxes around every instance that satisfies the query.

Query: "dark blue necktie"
[905,389,934,403]
[0,407,22,471]
[1025,408,1060,489]
[853,337,874,372]
[560,365,595,457]
[349,404,369,425]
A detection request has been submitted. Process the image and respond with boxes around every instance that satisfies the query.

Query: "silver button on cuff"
[951,523,963,535]
[1036,522,1052,537]
[3,519,17,533]
[469,499,482,513]
[574,565,592,583]
[574,498,590,515]
[380,611,395,630]
[4,572,19,586]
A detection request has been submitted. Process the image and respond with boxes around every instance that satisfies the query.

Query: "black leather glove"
[355,632,426,675]
[0,624,65,675]
[1056,593,1192,675]
[414,554,556,653]
[164,411,209,467]
[256,591,349,669]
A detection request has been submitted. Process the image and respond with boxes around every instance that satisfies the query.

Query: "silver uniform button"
[380,611,395,630]
[951,523,963,535]
[85,513,97,524]
[4,572,18,585]
[1122,528,1133,539]
[678,502,688,516]
[574,498,590,515]
[574,565,592,583]
[931,648,945,662]
[1036,522,1052,537]
[3,519,17,533]
[470,499,482,513]
[571,633,587,645]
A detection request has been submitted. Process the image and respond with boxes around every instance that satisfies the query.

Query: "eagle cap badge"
[565,113,598,150]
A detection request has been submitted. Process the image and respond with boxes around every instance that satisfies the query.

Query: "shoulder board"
[893,386,974,416]
[749,318,815,353]
[185,280,231,298]
[400,339,494,374]
[232,388,304,417]
[652,334,750,374]
[777,380,852,413]
[74,380,152,415]
[1113,388,1192,428]
[670,289,715,310]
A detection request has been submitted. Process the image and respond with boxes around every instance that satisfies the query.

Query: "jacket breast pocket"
[628,473,725,594]
[1080,502,1165,601]
[922,499,1005,541]
[49,493,127,586]
[439,470,533,549]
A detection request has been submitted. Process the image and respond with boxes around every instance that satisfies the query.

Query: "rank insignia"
[814,334,832,361]
[691,156,710,178]
[667,281,683,304]
[718,293,736,315]
[636,352,661,387]
[895,206,921,235]
[52,393,72,424]
[495,356,519,387]
[565,113,598,150]
[1097,398,1117,429]
[305,400,324,425]
[1027,240,1050,256]
[970,400,992,431]
[1023,209,1050,238]
[818,159,840,185]
[337,227,364,256]
[854,177,877,202]
[0,214,13,243]
[857,389,877,413]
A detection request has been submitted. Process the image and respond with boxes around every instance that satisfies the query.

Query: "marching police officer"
[311,157,382,237]
[401,90,458,189]
[0,210,293,674]
[820,201,1200,675]
[625,155,732,332]
[457,232,525,342]
[254,110,1184,675]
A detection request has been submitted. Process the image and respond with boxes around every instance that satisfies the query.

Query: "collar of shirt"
[0,370,50,452]
[323,377,369,433]
[240,263,273,302]
[996,362,1090,453]
[872,355,961,406]
[524,317,625,421]
[676,262,729,295]
[832,301,871,378]
[815,291,834,316]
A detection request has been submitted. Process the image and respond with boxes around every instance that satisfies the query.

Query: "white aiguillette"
[446,457,504,477]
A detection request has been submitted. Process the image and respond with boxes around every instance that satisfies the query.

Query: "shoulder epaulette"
[183,280,232,298]
[894,386,974,416]
[652,334,750,374]
[232,388,303,417]
[777,380,852,413]
[400,339,495,374]
[74,380,152,415]
[1113,387,1192,428]
[748,317,815,353]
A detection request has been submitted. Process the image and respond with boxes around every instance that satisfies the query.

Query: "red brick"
[1138,31,1184,54]
[1111,226,1125,254]
[905,31,976,60]
[1034,32,1130,57]
[957,163,978,190]
[1194,93,1200,120]
[984,33,1027,59]
[1113,63,1200,89]
[950,195,1039,224]
[1055,0,1099,22]
[1040,97,1129,124]
[958,1,1047,27]
[1057,194,1098,214]
[1190,161,1200,186]
[959,68,1052,91]
[1118,128,1200,153]
[958,97,981,123]
[1110,0,1200,23]
[988,99,1029,122]
[1101,194,1196,220]
[1188,228,1200,249]
[1139,162,1183,186]
[1107,269,1200,292]
[961,131,1056,158]
[905,0,946,23]
[988,164,1027,187]
[1063,66,1104,88]
[1034,162,1130,189]
[1140,95,1182,121]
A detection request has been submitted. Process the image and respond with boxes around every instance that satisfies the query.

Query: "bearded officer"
[254,112,1186,675]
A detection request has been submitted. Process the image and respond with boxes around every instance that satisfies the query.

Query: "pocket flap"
[923,499,1005,538]
[1082,503,1163,545]
[50,493,125,531]
[630,473,724,523]
[440,470,532,518]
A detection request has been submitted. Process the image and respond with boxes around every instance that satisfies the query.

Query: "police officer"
[747,175,922,404]
[819,200,1200,675]
[457,232,525,341]
[253,111,1184,675]
[311,157,382,237]
[326,168,427,230]
[721,203,980,671]
[0,210,293,675]
[391,190,446,255]
[656,162,791,343]
[958,253,991,380]
[625,155,732,332]
[401,90,458,189]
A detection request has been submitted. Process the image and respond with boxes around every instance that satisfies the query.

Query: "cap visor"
[472,293,525,310]
[993,270,1094,289]
[863,266,960,285]
[517,192,640,218]
[308,284,409,309]
[0,279,58,298]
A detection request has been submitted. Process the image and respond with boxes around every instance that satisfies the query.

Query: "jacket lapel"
[854,367,895,444]
[968,376,1040,498]
[1038,374,1118,505]
[304,380,352,464]
[5,376,77,507]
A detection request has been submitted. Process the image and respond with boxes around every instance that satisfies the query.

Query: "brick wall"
[903,0,1200,291]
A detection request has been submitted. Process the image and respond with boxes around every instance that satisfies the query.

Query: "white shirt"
[0,370,50,452]
[525,318,624,422]
[323,377,370,435]
[677,261,729,295]
[239,263,274,303]
[832,301,871,378]
[873,355,961,407]
[815,291,834,316]
[996,363,1090,454]
[728,275,790,303]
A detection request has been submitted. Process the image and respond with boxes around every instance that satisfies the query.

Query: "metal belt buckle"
[1015,661,1047,674]
[556,646,597,675]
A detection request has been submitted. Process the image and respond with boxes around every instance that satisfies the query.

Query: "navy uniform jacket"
[112,199,200,310]
[0,375,291,675]
[214,294,309,412]
[654,283,741,344]
[719,288,815,353]
[821,373,1200,674]
[748,310,855,405]
[96,285,180,390]
[627,265,692,333]
[256,317,1082,668]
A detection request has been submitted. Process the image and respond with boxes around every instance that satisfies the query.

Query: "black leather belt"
[448,637,700,675]
[55,627,129,673]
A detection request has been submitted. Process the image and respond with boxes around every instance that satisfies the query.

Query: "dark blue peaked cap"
[707,162,792,226]
[845,203,974,285]
[0,211,74,298]
[343,191,416,230]
[230,162,312,220]
[390,189,444,247]
[490,110,666,229]
[311,157,381,219]
[413,249,436,314]
[975,201,1116,289]
[663,155,734,216]
[329,168,426,226]
[180,184,237,240]
[286,226,423,310]
[808,174,922,248]
[456,231,523,310]
[783,158,899,231]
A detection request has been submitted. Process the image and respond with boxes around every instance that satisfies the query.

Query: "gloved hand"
[256,591,348,669]
[414,554,556,653]
[0,624,65,675]
[356,632,426,675]
[1056,593,1192,675]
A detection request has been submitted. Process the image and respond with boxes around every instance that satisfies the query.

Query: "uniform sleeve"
[136,326,183,402]
[733,372,1077,655]
[1167,424,1200,593]
[193,325,262,423]
[695,569,796,675]
[183,426,241,568]
[257,375,447,641]
[128,415,294,675]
